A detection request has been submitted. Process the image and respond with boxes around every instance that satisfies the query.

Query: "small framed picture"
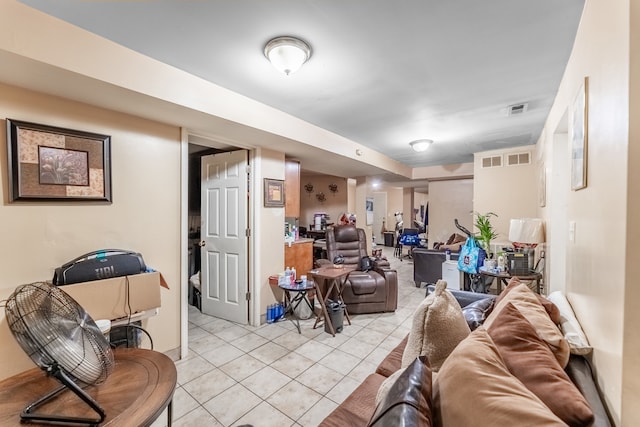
[264,178,285,207]
[571,77,588,191]
[6,119,112,202]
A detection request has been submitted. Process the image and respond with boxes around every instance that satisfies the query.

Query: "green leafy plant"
[474,212,498,256]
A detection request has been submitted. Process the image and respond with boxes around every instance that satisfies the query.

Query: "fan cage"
[5,282,114,385]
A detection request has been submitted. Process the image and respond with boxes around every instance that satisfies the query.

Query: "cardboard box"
[59,272,162,321]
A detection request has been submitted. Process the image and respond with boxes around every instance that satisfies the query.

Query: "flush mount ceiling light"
[410,139,434,152]
[264,36,311,75]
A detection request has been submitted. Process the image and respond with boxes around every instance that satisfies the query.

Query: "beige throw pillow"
[433,327,566,427]
[375,367,405,406]
[485,279,570,367]
[401,280,470,371]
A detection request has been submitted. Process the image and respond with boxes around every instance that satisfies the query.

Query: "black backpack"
[360,256,373,272]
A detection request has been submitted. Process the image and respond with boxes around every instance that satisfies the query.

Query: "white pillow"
[547,291,592,355]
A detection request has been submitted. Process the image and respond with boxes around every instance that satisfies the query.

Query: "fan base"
[22,364,105,426]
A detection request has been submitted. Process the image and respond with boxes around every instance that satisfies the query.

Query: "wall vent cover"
[506,152,531,166]
[508,103,529,116]
[481,155,502,168]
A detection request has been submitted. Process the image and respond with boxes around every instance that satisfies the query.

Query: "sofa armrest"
[315,258,331,268]
[371,265,398,312]
[426,285,495,308]
[372,257,391,269]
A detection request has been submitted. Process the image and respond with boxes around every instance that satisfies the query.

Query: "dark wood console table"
[479,267,543,294]
[0,348,177,426]
[310,266,355,336]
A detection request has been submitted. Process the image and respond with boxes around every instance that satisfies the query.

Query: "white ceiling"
[18,0,584,174]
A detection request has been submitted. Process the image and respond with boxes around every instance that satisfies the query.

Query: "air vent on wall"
[506,152,531,166]
[481,155,502,168]
[508,103,529,116]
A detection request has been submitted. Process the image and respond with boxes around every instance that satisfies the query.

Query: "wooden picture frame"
[6,119,112,202]
[539,162,546,207]
[264,178,285,207]
[366,197,373,225]
[571,77,588,191]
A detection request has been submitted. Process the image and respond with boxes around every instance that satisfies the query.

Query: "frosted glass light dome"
[264,36,311,75]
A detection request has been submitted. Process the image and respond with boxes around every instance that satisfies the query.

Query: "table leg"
[167,400,172,427]
[334,276,351,325]
[313,280,336,336]
[498,278,509,294]
[283,290,302,334]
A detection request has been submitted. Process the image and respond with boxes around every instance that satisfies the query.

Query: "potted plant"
[474,212,498,258]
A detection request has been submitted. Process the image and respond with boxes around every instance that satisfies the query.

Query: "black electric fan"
[5,282,115,426]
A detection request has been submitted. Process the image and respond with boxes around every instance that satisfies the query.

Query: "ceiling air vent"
[506,152,531,166]
[508,103,529,116]
[481,155,502,168]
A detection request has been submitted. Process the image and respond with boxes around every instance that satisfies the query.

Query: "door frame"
[179,129,257,360]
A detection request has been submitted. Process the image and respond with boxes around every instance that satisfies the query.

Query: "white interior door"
[200,150,249,323]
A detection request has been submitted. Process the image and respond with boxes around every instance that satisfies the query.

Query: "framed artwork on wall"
[264,178,285,207]
[6,119,112,202]
[570,76,589,191]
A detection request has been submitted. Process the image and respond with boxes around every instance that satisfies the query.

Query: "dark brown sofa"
[320,288,612,427]
[318,224,398,314]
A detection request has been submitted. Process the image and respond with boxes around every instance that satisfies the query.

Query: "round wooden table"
[0,348,177,426]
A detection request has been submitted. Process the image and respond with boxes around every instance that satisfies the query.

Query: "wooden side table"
[309,266,356,336]
[479,267,543,294]
[0,348,177,426]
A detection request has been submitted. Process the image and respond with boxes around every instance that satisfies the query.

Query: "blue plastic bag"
[399,234,420,246]
[457,238,486,274]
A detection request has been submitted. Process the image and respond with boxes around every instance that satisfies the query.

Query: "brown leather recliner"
[320,224,398,314]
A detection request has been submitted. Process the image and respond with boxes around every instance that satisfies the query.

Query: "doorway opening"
[182,134,253,358]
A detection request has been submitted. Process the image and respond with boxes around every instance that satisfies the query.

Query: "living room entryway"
[200,150,250,324]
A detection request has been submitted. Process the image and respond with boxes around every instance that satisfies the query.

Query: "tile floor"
[152,245,424,427]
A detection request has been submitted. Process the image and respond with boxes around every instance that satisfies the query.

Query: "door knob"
[199,241,206,247]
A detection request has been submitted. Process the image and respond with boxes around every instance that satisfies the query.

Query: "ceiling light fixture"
[264,36,311,75]
[410,139,434,152]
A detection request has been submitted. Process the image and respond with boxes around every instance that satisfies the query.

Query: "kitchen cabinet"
[285,159,300,217]
[284,238,314,277]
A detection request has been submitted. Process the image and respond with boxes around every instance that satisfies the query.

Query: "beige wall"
[346,178,356,213]
[299,173,348,229]
[376,182,403,232]
[0,83,181,380]
[473,145,539,246]
[402,188,414,231]
[625,2,640,425]
[427,179,474,245]
[255,148,286,322]
[537,0,632,423]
